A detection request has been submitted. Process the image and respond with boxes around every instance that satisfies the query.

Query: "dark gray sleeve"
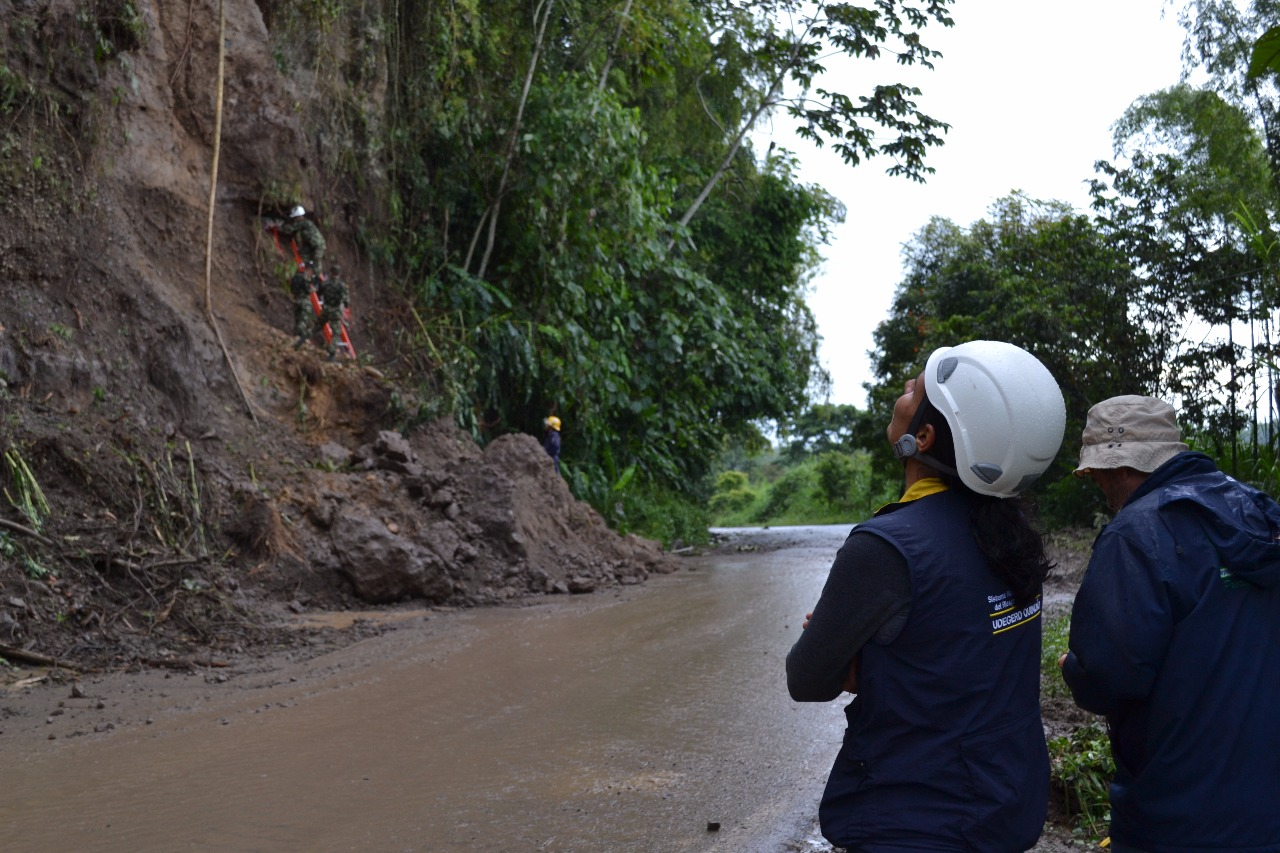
[785,530,912,702]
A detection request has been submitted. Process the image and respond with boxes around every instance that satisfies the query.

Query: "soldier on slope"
[308,264,351,361]
[272,204,326,279]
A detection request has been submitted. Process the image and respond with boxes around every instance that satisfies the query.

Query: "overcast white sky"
[755,0,1190,408]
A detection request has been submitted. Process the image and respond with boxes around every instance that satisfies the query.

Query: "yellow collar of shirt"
[901,477,948,502]
[871,477,948,517]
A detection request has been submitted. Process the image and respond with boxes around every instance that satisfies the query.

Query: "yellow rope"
[203,0,257,423]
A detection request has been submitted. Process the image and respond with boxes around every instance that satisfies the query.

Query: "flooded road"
[0,525,853,852]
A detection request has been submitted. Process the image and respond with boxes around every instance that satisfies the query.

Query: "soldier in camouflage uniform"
[290,270,316,349]
[276,205,326,276]
[312,265,351,361]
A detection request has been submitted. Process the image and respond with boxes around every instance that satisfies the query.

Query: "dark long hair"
[918,398,1054,606]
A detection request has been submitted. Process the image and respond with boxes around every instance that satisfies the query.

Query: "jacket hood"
[1139,452,1280,589]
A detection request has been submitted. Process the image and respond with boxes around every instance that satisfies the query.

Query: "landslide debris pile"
[0,0,672,672]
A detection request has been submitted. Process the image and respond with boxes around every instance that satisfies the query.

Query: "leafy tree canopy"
[354,0,956,521]
[868,193,1162,488]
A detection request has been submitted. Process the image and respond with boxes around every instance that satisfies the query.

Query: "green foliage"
[348,0,956,526]
[711,448,896,527]
[0,64,34,116]
[75,0,147,61]
[753,467,809,522]
[1235,426,1280,496]
[603,479,710,549]
[1247,25,1280,78]
[714,470,749,492]
[1091,81,1276,474]
[4,445,50,532]
[239,0,959,537]
[1040,612,1072,699]
[776,402,875,461]
[23,555,50,580]
[118,443,210,557]
[814,451,856,507]
[709,470,758,515]
[1048,723,1115,841]
[1037,473,1108,531]
[709,486,756,515]
[868,193,1163,522]
[564,442,706,547]
[1078,5,1280,482]
[756,1,957,182]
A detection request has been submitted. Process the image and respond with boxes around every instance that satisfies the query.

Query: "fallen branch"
[0,517,55,547]
[100,554,203,573]
[0,642,77,671]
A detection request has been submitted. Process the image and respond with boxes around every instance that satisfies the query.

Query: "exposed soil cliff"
[0,0,672,673]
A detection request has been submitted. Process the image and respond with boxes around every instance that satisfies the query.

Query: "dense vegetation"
[238,0,957,542]
[259,0,1280,537]
[716,1,1280,533]
[11,1,1279,540]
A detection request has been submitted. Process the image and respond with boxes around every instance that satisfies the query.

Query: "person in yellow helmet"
[543,416,561,474]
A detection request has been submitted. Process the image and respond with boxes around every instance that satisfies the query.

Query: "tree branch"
[476,0,556,280]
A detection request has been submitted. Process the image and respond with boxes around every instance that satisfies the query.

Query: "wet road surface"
[0,525,854,852]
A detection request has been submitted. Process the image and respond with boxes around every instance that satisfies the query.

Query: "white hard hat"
[289,205,306,218]
[923,340,1066,497]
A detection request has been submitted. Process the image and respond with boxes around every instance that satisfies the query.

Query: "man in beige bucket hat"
[1071,395,1188,511]
[1059,394,1280,853]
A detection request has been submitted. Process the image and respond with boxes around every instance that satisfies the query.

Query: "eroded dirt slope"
[0,0,672,673]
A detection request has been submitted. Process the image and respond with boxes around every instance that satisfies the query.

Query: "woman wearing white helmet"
[787,340,1066,852]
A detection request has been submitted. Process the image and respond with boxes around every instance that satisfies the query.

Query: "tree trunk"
[475,0,555,281]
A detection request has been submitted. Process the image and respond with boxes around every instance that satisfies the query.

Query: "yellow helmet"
[545,416,561,431]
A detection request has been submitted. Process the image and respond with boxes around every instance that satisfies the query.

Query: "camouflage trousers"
[293,297,315,338]
[314,306,345,356]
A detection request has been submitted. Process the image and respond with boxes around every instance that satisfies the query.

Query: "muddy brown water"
[0,526,855,853]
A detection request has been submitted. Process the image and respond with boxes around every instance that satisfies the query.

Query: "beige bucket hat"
[1074,395,1188,477]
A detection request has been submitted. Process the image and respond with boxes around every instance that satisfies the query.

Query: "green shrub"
[1,65,34,116]
[1040,612,1071,698]
[714,470,749,492]
[814,451,855,506]
[752,467,809,522]
[614,482,710,549]
[709,486,756,514]
[1038,473,1106,528]
[1048,722,1114,841]
[708,447,899,528]
[709,470,757,515]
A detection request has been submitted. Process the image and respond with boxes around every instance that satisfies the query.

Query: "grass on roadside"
[1041,611,1115,843]
[1041,611,1071,699]
[1048,722,1114,842]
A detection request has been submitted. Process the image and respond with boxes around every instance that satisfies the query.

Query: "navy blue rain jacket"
[1062,452,1280,852]
[820,490,1048,852]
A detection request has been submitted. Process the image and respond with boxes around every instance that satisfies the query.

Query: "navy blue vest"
[819,490,1048,852]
